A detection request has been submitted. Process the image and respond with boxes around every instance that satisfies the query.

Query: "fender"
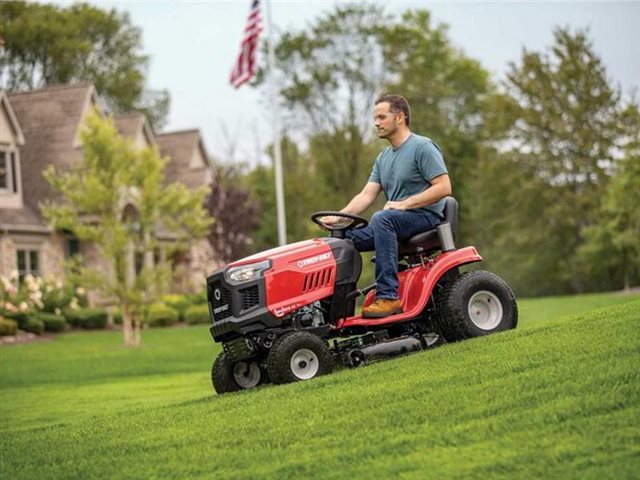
[337,246,482,329]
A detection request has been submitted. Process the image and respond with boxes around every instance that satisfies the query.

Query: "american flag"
[230,0,263,88]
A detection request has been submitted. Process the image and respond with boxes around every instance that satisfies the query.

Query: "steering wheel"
[311,211,369,239]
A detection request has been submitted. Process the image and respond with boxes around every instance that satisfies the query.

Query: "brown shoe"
[362,298,403,319]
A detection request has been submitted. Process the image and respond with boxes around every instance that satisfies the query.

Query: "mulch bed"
[0,331,56,346]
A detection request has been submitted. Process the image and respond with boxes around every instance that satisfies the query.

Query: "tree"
[258,5,494,224]
[380,10,493,241]
[206,163,261,263]
[42,111,211,346]
[578,102,640,290]
[259,4,390,208]
[0,1,169,129]
[470,28,629,295]
[243,136,321,251]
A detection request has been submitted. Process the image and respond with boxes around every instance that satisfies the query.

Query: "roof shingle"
[3,83,97,228]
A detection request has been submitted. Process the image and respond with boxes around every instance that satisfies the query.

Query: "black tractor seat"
[398,196,458,256]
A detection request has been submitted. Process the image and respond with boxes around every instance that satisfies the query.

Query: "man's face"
[374,102,399,139]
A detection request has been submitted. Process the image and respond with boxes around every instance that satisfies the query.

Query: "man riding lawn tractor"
[206,95,518,393]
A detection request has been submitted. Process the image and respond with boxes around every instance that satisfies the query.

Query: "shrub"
[64,308,108,329]
[22,317,44,335]
[188,289,208,305]
[1,311,31,330]
[161,294,191,321]
[36,313,67,333]
[145,304,179,327]
[41,285,73,313]
[0,318,18,336]
[184,304,210,325]
[111,310,123,325]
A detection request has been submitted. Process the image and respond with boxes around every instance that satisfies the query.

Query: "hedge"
[22,317,44,335]
[1,311,31,330]
[64,308,108,329]
[184,304,210,325]
[0,318,18,336]
[161,295,191,321]
[188,289,208,305]
[111,310,123,325]
[145,304,179,327]
[36,313,67,333]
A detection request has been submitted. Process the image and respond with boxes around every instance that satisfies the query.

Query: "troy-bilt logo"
[213,304,228,314]
[274,302,303,318]
[297,252,331,268]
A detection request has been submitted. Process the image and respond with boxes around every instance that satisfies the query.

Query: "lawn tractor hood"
[208,238,362,341]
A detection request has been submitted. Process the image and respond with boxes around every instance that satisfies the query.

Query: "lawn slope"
[1,293,638,479]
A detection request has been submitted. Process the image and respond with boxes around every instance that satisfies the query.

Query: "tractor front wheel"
[211,352,265,394]
[267,332,334,384]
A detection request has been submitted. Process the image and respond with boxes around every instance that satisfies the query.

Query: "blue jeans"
[346,209,441,299]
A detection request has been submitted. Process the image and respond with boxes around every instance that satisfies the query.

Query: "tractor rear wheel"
[267,332,334,384]
[435,270,518,342]
[211,352,265,394]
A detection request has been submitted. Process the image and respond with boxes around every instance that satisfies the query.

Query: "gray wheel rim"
[233,361,261,388]
[290,348,319,380]
[468,290,503,330]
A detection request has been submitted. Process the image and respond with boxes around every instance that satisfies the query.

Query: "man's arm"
[341,182,382,215]
[322,182,381,225]
[384,174,452,211]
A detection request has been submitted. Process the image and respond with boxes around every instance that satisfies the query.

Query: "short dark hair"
[375,95,411,126]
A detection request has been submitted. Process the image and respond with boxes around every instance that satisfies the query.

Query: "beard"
[377,124,397,139]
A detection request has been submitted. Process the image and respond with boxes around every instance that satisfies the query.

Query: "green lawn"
[1,291,638,479]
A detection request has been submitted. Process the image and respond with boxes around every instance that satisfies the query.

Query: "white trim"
[0,147,23,209]
[0,91,25,146]
[17,247,41,280]
[142,117,156,146]
[0,225,53,235]
[73,85,102,148]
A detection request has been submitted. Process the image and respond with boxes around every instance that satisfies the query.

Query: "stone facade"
[0,235,18,278]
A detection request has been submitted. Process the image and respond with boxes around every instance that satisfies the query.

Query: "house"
[0,83,217,294]
[155,130,216,289]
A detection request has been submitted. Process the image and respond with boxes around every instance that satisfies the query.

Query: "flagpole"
[264,0,287,246]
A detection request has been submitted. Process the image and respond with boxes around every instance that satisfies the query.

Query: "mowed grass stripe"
[1,295,638,479]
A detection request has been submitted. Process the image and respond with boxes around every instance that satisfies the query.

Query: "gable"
[0,92,25,146]
[73,85,102,147]
[114,113,156,150]
[189,141,208,169]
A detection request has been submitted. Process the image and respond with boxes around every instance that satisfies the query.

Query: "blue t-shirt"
[368,134,448,217]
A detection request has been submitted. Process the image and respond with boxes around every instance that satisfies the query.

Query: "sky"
[57,1,640,164]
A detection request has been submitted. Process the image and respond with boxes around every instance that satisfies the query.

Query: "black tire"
[435,270,518,342]
[267,332,334,385]
[211,352,265,394]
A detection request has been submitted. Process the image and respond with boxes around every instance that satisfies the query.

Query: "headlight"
[225,260,270,283]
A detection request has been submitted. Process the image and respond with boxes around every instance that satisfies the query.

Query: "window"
[17,249,40,283]
[0,150,18,193]
[135,251,144,276]
[67,238,80,258]
[0,151,7,190]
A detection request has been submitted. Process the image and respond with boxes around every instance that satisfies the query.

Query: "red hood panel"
[229,239,328,267]
[245,239,337,318]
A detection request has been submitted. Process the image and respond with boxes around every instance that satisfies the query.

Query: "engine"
[287,302,327,329]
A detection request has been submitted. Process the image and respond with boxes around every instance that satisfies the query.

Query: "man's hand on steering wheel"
[311,212,369,238]
[319,214,345,228]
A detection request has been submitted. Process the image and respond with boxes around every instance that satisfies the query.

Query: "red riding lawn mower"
[207,197,518,394]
